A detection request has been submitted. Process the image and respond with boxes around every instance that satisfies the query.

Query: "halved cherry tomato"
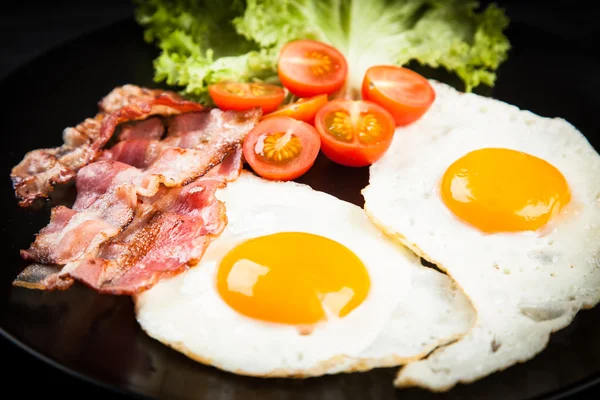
[261,94,328,124]
[315,100,395,167]
[243,117,321,181]
[361,66,435,126]
[208,82,285,114]
[278,40,348,98]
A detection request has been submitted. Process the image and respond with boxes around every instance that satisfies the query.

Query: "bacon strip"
[14,104,256,294]
[14,151,242,294]
[100,108,260,196]
[64,176,227,294]
[12,264,72,291]
[18,108,256,267]
[19,161,140,265]
[98,84,186,113]
[117,117,165,141]
[10,85,204,207]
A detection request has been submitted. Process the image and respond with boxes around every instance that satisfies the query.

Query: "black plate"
[1,16,599,400]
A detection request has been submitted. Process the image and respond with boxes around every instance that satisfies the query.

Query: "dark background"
[1,1,599,399]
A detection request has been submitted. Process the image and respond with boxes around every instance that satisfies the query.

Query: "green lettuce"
[135,0,510,102]
[134,0,278,102]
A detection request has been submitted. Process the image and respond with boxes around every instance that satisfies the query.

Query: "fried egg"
[362,81,600,391]
[134,171,474,377]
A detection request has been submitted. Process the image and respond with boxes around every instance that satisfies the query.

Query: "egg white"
[134,171,474,377]
[363,80,600,391]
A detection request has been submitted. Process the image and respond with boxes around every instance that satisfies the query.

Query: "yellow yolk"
[441,148,571,233]
[216,232,370,325]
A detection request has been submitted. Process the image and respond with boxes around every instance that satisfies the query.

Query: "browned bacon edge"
[10,85,204,207]
[13,264,73,291]
[98,84,186,113]
[100,108,261,197]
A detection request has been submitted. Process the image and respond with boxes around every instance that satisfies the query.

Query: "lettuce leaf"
[234,0,510,94]
[135,0,510,102]
[134,0,277,102]
[393,1,511,91]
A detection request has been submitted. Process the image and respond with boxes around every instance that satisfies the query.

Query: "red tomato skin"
[318,133,393,167]
[261,94,328,125]
[361,66,435,126]
[242,117,321,181]
[277,40,348,98]
[314,100,395,168]
[208,83,285,114]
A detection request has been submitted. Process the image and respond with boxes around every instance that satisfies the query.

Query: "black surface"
[2,2,600,399]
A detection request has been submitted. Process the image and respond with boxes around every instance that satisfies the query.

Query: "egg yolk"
[440,148,571,233]
[216,232,370,325]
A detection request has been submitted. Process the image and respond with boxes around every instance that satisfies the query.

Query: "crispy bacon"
[98,84,187,113]
[117,117,165,141]
[64,177,227,294]
[11,85,204,207]
[11,115,104,207]
[12,264,73,291]
[100,108,261,197]
[205,146,244,181]
[13,101,258,294]
[20,161,140,265]
[14,152,242,294]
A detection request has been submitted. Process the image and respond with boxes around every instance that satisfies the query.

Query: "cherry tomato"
[314,100,395,167]
[243,117,321,181]
[278,40,348,98]
[361,65,435,126]
[261,94,328,124]
[208,82,285,114]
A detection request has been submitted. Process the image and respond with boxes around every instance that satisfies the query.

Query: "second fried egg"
[363,81,600,391]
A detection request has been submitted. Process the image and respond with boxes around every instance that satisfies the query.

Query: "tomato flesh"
[278,40,348,98]
[208,82,285,114]
[261,94,328,124]
[362,66,435,126]
[315,100,395,167]
[243,117,321,181]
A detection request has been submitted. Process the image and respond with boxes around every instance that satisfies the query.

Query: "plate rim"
[0,327,145,399]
